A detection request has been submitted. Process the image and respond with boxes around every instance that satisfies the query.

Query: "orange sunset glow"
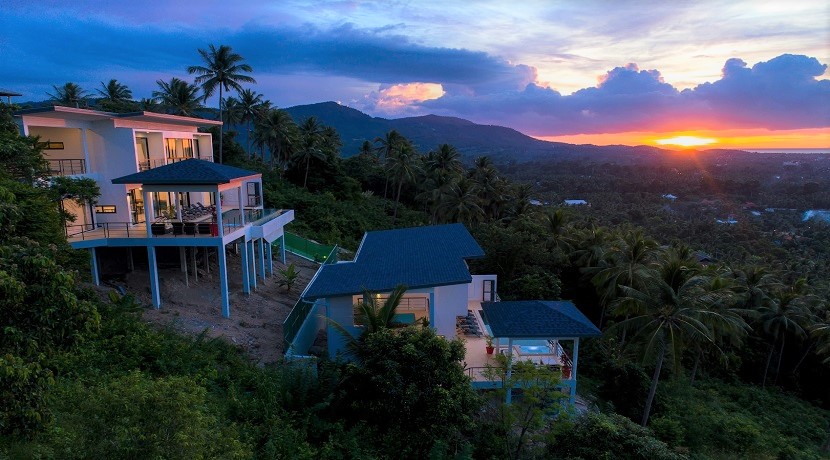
[537,127,830,150]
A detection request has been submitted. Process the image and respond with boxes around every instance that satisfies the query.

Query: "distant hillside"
[283,101,670,163]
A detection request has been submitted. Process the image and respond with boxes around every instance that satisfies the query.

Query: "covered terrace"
[469,300,602,404]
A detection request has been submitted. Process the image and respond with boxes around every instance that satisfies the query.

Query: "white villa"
[15,106,294,317]
[289,224,601,403]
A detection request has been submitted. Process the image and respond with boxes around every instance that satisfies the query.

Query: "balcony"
[48,158,86,176]
[139,156,215,171]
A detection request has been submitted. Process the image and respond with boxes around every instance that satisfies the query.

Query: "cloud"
[363,83,445,115]
[421,54,830,135]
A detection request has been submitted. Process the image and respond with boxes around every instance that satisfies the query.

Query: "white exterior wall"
[468,274,498,302]
[326,295,358,358]
[28,126,84,161]
[88,124,141,224]
[433,283,470,338]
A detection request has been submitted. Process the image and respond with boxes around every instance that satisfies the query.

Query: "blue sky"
[2,0,829,147]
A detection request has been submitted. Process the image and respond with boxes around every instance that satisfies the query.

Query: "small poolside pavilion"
[480,300,602,405]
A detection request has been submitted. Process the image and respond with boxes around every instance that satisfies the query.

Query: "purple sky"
[2,0,828,142]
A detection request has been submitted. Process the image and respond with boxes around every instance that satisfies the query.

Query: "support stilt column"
[257,238,266,281]
[280,235,286,264]
[248,240,257,290]
[506,338,514,404]
[266,241,274,276]
[147,246,161,308]
[217,244,230,318]
[570,338,580,406]
[240,238,250,295]
[89,247,100,286]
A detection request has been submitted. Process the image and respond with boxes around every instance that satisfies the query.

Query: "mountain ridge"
[283,101,676,163]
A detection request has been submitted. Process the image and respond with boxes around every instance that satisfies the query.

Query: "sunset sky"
[2,0,829,149]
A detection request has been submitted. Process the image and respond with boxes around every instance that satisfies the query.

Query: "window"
[246,182,261,207]
[182,139,193,158]
[165,138,177,158]
[40,141,65,150]
[94,205,116,214]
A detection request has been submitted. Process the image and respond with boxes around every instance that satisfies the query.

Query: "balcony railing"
[138,159,166,171]
[48,158,86,176]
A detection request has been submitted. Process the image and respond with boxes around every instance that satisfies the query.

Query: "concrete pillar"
[506,338,514,404]
[179,247,187,273]
[89,247,100,286]
[147,246,161,308]
[429,290,436,329]
[570,338,580,406]
[217,244,230,318]
[204,248,210,273]
[257,238,266,281]
[248,240,257,290]
[80,128,90,173]
[127,247,134,271]
[280,235,286,263]
[266,241,273,276]
[191,246,198,282]
[240,238,250,295]
[143,189,154,237]
[174,192,182,221]
[215,190,224,238]
[237,185,246,226]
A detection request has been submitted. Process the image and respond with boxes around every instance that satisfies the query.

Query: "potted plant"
[485,335,495,355]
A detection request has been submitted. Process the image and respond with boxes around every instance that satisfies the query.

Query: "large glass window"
[128,189,145,224]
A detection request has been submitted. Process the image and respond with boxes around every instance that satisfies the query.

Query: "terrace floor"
[461,301,566,383]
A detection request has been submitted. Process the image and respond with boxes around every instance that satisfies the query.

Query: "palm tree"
[427,143,464,177]
[139,98,162,112]
[611,254,720,426]
[188,44,256,164]
[375,130,404,199]
[48,82,87,108]
[152,78,203,116]
[222,96,244,126]
[96,79,132,102]
[590,230,659,328]
[813,308,830,364]
[253,108,297,172]
[327,285,409,359]
[437,178,484,226]
[237,88,264,155]
[387,141,420,225]
[293,117,325,188]
[358,140,374,157]
[758,282,813,387]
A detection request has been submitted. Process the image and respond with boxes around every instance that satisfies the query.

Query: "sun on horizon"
[654,135,718,148]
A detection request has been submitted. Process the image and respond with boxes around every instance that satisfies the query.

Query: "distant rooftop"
[482,300,601,338]
[0,89,22,97]
[303,223,484,299]
[112,159,258,185]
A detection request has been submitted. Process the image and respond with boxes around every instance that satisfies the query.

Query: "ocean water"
[743,148,830,154]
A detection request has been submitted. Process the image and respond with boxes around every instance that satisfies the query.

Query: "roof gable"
[303,223,484,299]
[112,159,258,185]
[481,300,601,338]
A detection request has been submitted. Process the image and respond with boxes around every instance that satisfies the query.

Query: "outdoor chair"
[171,222,183,235]
[197,223,212,234]
[183,223,196,235]
[151,223,167,235]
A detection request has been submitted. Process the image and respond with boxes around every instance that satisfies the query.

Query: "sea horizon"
[740,148,830,154]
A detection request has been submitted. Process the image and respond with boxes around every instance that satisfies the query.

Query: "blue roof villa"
[287,223,601,404]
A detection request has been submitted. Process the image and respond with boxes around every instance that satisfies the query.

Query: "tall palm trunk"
[303,156,311,189]
[641,343,665,427]
[218,86,223,164]
[762,341,775,388]
[774,334,786,385]
[690,348,702,385]
[392,180,403,225]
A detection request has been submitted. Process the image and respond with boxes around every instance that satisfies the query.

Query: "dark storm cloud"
[422,55,830,135]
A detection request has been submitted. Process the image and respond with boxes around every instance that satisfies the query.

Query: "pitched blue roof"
[481,300,601,338]
[303,223,484,299]
[112,159,257,185]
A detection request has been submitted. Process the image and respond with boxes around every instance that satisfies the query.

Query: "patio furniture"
[183,223,196,235]
[171,222,183,235]
[151,223,167,235]
[197,223,212,235]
